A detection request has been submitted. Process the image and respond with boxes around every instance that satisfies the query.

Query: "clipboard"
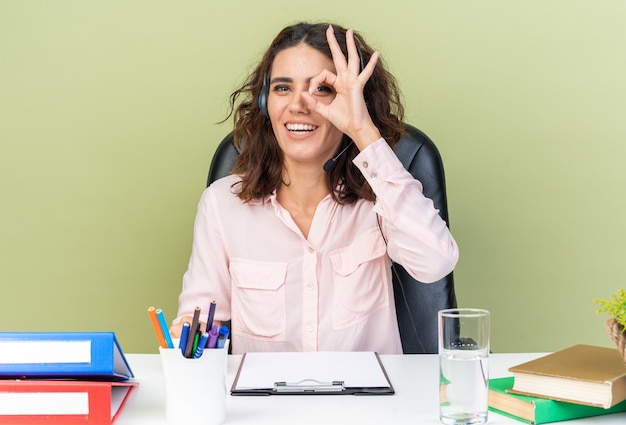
[230,351,394,395]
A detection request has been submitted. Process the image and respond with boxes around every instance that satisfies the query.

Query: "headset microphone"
[323,141,354,172]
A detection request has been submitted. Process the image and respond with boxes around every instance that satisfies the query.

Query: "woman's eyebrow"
[270,76,314,85]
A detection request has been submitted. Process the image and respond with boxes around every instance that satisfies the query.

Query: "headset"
[258,43,366,119]
[258,69,271,119]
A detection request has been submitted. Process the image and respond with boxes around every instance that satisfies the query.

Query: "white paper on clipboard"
[231,351,393,394]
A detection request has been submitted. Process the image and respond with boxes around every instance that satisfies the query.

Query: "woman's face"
[267,43,344,171]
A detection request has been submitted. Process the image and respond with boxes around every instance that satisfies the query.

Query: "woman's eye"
[272,85,290,93]
[315,85,334,95]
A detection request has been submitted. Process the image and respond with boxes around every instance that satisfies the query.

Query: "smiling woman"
[171,22,459,355]
[229,22,405,205]
[267,43,344,196]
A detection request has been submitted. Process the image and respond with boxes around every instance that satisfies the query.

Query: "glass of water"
[438,308,490,425]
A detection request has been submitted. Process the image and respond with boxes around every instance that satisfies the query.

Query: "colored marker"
[216,325,229,349]
[193,332,209,358]
[207,324,219,348]
[178,322,190,355]
[192,331,200,353]
[185,307,201,358]
[205,300,217,333]
[156,309,174,348]
[147,306,167,348]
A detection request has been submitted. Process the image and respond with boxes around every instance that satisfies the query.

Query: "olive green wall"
[1,1,625,354]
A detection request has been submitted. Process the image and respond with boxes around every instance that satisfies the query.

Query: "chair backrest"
[207,123,456,354]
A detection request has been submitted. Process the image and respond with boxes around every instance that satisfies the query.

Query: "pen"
[156,309,174,348]
[216,325,229,349]
[147,306,167,348]
[178,322,190,355]
[205,300,217,333]
[207,324,219,349]
[192,330,200,354]
[193,332,209,358]
[185,307,201,358]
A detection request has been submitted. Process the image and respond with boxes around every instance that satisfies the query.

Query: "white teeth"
[286,123,318,132]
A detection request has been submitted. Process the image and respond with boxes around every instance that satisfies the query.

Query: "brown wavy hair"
[225,22,405,204]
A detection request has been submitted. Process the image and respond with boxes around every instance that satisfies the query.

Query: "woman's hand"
[169,316,195,338]
[303,25,382,150]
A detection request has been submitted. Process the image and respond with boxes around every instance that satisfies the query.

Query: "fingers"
[344,28,362,75]
[326,25,348,74]
[306,25,380,132]
[326,25,361,76]
[326,25,379,84]
[305,69,334,117]
[169,318,189,338]
[170,316,206,338]
[307,69,337,96]
[360,50,380,81]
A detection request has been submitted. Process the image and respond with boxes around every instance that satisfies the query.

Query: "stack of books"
[489,344,626,424]
[0,332,136,425]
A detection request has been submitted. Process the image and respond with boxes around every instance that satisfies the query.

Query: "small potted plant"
[595,288,626,362]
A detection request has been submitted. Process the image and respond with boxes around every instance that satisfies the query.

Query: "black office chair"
[207,123,457,354]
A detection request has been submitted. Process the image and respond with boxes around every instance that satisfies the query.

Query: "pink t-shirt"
[175,139,458,354]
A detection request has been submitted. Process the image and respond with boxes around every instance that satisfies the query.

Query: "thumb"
[302,91,331,120]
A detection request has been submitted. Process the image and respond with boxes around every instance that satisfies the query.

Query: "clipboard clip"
[274,379,345,393]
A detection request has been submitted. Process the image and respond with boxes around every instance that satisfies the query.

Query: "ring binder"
[0,332,133,380]
[274,379,345,393]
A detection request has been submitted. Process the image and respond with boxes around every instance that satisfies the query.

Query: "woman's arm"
[355,139,459,283]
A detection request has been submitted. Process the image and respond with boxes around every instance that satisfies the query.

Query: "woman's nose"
[288,90,309,114]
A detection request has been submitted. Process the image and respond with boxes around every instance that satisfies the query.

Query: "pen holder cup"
[159,340,229,425]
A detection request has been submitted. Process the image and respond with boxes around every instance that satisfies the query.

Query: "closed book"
[0,379,137,425]
[508,344,626,408]
[0,332,133,380]
[489,377,626,424]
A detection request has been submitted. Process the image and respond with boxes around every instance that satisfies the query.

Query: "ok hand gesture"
[303,26,382,150]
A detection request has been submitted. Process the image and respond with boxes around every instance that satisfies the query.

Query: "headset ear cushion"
[258,88,268,119]
[258,68,270,119]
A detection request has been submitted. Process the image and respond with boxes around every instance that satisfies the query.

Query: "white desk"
[117,353,625,424]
